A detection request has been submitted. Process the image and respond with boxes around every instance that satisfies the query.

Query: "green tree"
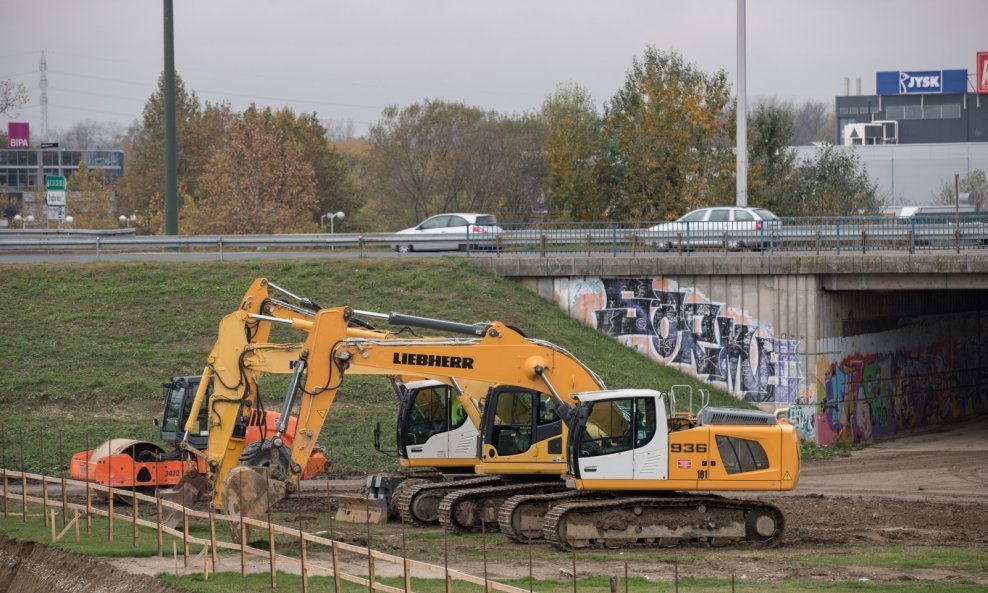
[182,114,317,234]
[115,73,231,232]
[600,47,735,221]
[792,146,880,216]
[66,161,116,228]
[541,82,604,220]
[747,104,799,215]
[934,170,988,212]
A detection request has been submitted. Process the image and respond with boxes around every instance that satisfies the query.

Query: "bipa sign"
[7,122,29,149]
[978,52,988,94]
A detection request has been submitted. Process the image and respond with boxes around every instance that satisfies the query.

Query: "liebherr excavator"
[195,304,799,549]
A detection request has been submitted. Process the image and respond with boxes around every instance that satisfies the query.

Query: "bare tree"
[324,118,356,141]
[750,96,833,145]
[0,79,29,117]
[54,119,128,149]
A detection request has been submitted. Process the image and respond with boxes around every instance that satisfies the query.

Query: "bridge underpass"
[474,253,988,445]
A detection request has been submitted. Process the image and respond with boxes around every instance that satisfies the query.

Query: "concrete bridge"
[473,253,988,445]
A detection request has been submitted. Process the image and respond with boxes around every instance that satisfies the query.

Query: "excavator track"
[497,490,603,542]
[394,476,501,526]
[543,495,785,550]
[438,481,568,534]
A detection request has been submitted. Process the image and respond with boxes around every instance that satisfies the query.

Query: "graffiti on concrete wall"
[816,327,988,446]
[570,277,803,407]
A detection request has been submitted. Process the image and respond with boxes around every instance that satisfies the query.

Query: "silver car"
[646,207,781,251]
[393,213,502,253]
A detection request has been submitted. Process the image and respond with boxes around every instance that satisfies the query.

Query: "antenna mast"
[40,51,49,140]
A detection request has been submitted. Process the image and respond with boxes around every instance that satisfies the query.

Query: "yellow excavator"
[177,279,507,524]
[188,303,800,548]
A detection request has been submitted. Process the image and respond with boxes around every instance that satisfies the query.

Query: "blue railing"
[1,215,986,258]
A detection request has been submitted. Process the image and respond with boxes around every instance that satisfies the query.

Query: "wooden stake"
[132,489,139,547]
[240,517,247,577]
[401,518,410,593]
[331,540,341,593]
[268,519,277,589]
[156,497,163,557]
[209,512,218,572]
[108,485,114,542]
[183,511,189,568]
[49,509,56,541]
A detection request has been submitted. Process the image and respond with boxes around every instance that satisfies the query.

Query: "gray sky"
[2,0,986,139]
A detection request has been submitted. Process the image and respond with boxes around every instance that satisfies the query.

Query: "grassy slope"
[0,257,736,475]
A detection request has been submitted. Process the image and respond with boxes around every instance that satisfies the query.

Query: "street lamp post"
[320,211,345,233]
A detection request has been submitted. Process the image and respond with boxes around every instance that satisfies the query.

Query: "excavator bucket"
[221,465,289,537]
[158,469,209,529]
[333,493,388,524]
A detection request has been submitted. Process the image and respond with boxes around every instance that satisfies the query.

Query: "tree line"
[5,48,889,233]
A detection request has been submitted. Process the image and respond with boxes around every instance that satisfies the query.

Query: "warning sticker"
[677,459,692,470]
[783,472,792,481]
[316,409,328,418]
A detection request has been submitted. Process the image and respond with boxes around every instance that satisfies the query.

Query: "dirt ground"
[4,414,987,590]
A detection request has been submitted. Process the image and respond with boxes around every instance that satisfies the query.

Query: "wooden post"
[41,445,48,528]
[299,530,308,593]
[366,519,374,593]
[331,540,341,593]
[183,511,189,568]
[1,424,7,518]
[49,509,56,541]
[444,527,451,593]
[173,541,179,578]
[401,518,410,593]
[132,490,139,547]
[209,512,218,572]
[156,497,163,557]
[20,471,27,523]
[609,575,618,593]
[58,433,66,524]
[74,509,80,542]
[571,545,577,593]
[268,520,277,589]
[203,545,209,582]
[481,520,490,593]
[107,486,114,542]
[240,517,247,577]
[85,432,92,533]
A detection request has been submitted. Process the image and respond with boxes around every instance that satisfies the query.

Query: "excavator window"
[633,397,656,448]
[404,385,469,446]
[490,390,534,456]
[715,435,769,474]
[579,398,635,457]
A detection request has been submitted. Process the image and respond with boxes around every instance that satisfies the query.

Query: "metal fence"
[1,215,986,258]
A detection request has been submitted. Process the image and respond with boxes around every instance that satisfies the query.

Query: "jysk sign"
[876,69,967,95]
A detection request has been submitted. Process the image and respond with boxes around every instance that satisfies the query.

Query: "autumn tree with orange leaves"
[181,114,317,234]
[601,47,735,222]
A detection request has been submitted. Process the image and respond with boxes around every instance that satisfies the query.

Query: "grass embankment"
[0,257,729,475]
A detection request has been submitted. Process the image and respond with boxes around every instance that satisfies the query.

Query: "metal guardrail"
[1,215,987,257]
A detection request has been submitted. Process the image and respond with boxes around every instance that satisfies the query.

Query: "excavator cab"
[395,380,476,466]
[158,376,210,450]
[478,386,564,474]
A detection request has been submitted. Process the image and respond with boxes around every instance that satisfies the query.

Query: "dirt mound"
[0,535,184,593]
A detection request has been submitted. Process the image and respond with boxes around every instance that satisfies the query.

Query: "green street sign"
[45,175,66,191]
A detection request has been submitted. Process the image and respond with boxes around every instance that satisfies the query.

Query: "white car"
[646,206,781,251]
[393,213,502,253]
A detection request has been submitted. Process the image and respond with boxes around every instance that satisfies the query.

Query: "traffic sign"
[46,205,64,221]
[46,190,66,206]
[45,175,66,191]
[41,142,59,149]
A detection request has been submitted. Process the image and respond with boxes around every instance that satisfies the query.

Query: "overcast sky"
[2,0,986,140]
